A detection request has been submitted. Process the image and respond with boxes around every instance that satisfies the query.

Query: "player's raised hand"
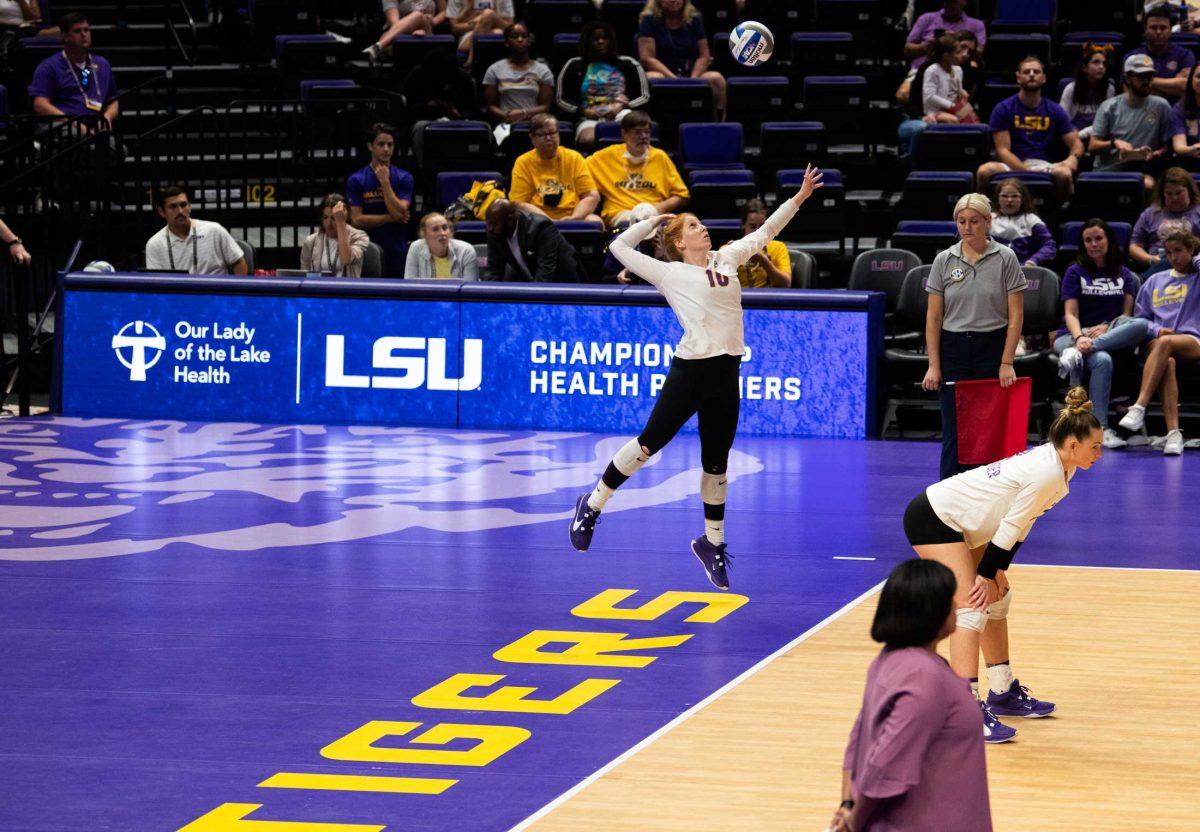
[791,164,825,207]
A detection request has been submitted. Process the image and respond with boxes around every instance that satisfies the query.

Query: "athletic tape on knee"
[956,607,987,633]
[612,438,651,477]
[986,589,1012,621]
[700,471,728,505]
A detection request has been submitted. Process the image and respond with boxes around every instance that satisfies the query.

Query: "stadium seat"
[275,35,346,80]
[551,34,580,75]
[422,122,493,198]
[1014,265,1063,415]
[687,175,759,218]
[504,120,575,169]
[890,221,958,263]
[816,0,882,51]
[990,0,1057,33]
[299,79,356,100]
[911,124,990,172]
[801,76,868,145]
[1059,31,1124,74]
[594,118,661,150]
[436,171,503,213]
[678,123,745,171]
[1070,172,1145,224]
[759,122,827,170]
[471,34,509,81]
[1057,221,1132,270]
[0,84,7,128]
[898,171,975,220]
[724,77,791,127]
[789,249,818,289]
[233,238,257,273]
[597,0,644,49]
[976,78,1018,123]
[648,79,714,148]
[526,0,595,48]
[555,220,605,280]
[1171,32,1200,61]
[881,265,938,434]
[984,34,1051,78]
[848,247,923,327]
[992,170,1057,225]
[789,32,853,82]
[389,35,457,75]
[704,219,744,250]
[359,243,383,278]
[776,168,845,248]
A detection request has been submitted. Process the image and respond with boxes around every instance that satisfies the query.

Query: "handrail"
[165,0,198,67]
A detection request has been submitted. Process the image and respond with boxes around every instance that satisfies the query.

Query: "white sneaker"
[1164,429,1184,456]
[1119,404,1146,432]
[1102,428,1127,449]
[362,43,383,63]
[1057,347,1083,380]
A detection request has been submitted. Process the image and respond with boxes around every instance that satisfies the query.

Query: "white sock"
[587,480,614,511]
[969,678,980,699]
[704,518,724,545]
[986,662,1015,695]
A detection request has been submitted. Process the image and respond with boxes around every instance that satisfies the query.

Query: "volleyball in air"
[730,20,774,66]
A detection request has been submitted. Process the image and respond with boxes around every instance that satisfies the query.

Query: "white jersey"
[926,443,1074,551]
[609,200,798,360]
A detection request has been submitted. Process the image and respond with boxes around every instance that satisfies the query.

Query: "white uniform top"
[926,443,1075,551]
[609,200,799,360]
[145,219,245,276]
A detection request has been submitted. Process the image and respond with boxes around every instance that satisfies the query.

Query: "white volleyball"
[730,20,774,66]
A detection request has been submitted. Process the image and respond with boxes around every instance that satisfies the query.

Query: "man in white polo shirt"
[144,186,248,275]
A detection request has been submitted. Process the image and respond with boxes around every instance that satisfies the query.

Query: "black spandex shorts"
[903,491,964,546]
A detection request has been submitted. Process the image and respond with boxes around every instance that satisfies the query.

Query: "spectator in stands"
[989,178,1056,268]
[29,12,118,127]
[300,194,370,277]
[1119,227,1200,455]
[586,109,688,227]
[637,0,725,116]
[483,22,553,145]
[831,559,989,832]
[363,0,446,64]
[898,60,936,157]
[447,0,513,66]
[730,199,791,288]
[1053,218,1148,449]
[1129,4,1194,100]
[144,187,247,275]
[0,0,55,61]
[897,0,987,105]
[556,20,649,150]
[346,123,414,278]
[405,212,479,279]
[1089,54,1175,191]
[977,57,1083,199]
[1060,45,1118,140]
[510,113,602,222]
[1169,64,1200,160]
[403,46,480,169]
[921,193,1027,481]
[483,198,583,281]
[0,217,31,265]
[1130,166,1200,272]
[922,33,978,125]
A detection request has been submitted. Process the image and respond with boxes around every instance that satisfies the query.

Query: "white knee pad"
[986,589,1012,621]
[956,607,987,633]
[700,471,728,505]
[613,438,651,476]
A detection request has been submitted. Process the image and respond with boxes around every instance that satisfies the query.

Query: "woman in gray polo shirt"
[922,193,1027,480]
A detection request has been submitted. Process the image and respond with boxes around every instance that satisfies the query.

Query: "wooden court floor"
[525,566,1200,831]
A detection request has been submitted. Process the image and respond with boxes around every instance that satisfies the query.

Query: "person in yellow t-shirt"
[509,113,602,222]
[726,198,792,288]
[585,109,689,227]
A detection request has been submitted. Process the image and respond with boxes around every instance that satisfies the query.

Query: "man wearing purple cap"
[1089,53,1179,191]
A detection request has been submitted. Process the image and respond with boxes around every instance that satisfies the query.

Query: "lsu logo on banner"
[325,335,484,391]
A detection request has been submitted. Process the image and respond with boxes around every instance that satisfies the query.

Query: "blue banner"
[62,288,873,437]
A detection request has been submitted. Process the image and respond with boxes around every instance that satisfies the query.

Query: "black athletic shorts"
[903,491,964,546]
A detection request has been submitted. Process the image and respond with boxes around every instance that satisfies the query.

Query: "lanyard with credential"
[166,232,198,273]
[62,51,102,112]
[321,236,342,276]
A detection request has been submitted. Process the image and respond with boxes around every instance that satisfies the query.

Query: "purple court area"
[0,418,1194,831]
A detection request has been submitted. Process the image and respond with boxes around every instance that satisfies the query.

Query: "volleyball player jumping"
[568,164,825,590]
[902,387,1104,742]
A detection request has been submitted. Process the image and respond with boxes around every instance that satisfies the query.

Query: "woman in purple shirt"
[832,559,991,832]
[1054,218,1148,447]
[1129,167,1200,272]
